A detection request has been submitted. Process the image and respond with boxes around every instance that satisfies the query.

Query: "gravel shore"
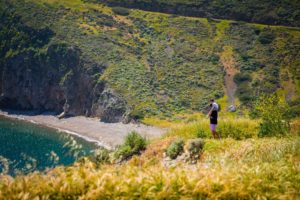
[0,110,167,149]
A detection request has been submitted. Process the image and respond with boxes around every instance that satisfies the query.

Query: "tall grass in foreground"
[0,112,299,199]
[0,137,299,199]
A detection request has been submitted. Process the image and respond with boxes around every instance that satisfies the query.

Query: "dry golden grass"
[0,137,299,199]
[291,118,300,134]
[0,114,299,199]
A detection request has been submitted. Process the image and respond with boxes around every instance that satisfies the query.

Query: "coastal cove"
[0,110,166,176]
[0,110,166,148]
[0,115,97,176]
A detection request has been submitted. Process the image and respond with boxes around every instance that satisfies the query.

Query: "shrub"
[166,139,184,159]
[233,73,252,84]
[186,139,204,159]
[253,94,290,137]
[286,98,300,118]
[258,29,275,44]
[124,131,147,152]
[111,7,130,16]
[235,83,253,103]
[114,131,147,160]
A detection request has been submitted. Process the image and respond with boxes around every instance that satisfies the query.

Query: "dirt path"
[220,46,238,105]
[0,110,167,149]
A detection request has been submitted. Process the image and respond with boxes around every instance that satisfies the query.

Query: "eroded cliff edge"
[0,11,129,123]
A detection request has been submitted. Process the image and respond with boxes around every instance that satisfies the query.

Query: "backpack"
[217,103,221,112]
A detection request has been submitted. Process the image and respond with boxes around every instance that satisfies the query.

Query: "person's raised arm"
[207,107,213,117]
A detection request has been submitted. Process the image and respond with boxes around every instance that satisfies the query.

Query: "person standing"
[207,99,221,139]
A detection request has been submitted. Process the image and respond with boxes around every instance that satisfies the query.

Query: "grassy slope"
[0,119,299,199]
[1,0,300,118]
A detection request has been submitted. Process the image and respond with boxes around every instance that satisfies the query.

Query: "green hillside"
[0,0,300,120]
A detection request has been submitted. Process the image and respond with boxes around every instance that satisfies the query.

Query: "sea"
[0,116,98,176]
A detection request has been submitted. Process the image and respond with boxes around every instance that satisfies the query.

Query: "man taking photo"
[207,99,221,139]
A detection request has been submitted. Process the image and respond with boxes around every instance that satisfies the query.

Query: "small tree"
[114,131,147,161]
[253,94,290,137]
[166,139,184,159]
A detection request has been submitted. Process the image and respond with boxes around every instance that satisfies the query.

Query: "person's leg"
[214,124,221,139]
[211,130,216,139]
[209,124,214,138]
[210,124,217,139]
[213,130,221,139]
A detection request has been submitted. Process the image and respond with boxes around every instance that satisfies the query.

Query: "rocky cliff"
[0,9,128,122]
[0,44,128,122]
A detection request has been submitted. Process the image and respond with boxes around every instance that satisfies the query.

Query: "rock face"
[0,43,129,123]
[91,82,128,123]
[227,105,237,112]
[0,10,129,123]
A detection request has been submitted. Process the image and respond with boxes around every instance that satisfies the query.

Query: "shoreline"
[0,110,167,150]
[0,111,114,150]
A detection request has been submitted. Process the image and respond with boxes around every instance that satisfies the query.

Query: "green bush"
[253,94,290,137]
[286,98,300,118]
[111,7,130,16]
[234,72,254,104]
[233,73,252,84]
[166,139,184,159]
[235,83,253,103]
[124,131,147,152]
[186,139,205,158]
[114,131,147,160]
[258,30,275,44]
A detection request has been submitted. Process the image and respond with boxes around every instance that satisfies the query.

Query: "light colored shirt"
[212,102,219,111]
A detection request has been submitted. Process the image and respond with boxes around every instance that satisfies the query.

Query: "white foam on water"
[57,128,113,150]
[0,111,113,150]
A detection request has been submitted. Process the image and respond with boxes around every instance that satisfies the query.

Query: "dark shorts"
[210,110,218,124]
[210,117,218,125]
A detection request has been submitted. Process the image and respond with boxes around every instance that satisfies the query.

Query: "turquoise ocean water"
[0,116,97,176]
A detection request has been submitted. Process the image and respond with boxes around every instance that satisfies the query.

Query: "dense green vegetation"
[95,0,300,27]
[2,0,300,119]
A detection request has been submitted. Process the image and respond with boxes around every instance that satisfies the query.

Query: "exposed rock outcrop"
[91,82,128,123]
[0,43,129,123]
[227,105,237,112]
